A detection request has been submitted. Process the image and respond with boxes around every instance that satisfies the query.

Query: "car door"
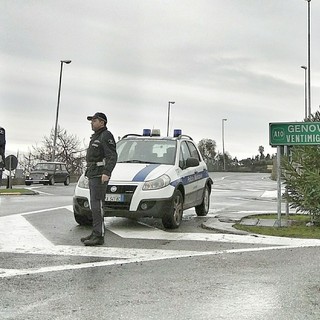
[54,164,63,183]
[186,141,207,203]
[60,164,68,182]
[179,141,198,208]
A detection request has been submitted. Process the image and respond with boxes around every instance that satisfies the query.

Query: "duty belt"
[87,160,105,167]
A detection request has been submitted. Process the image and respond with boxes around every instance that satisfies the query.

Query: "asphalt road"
[1,172,320,320]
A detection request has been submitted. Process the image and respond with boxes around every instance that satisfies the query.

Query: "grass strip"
[0,188,37,195]
[235,214,320,239]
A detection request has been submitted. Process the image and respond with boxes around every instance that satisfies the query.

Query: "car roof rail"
[176,134,193,141]
[121,134,142,139]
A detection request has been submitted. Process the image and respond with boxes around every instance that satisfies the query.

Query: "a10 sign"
[269,122,320,146]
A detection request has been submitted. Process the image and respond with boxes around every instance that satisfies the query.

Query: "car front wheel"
[49,177,55,186]
[195,185,210,216]
[162,189,183,229]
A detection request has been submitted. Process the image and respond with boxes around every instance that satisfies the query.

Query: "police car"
[73,129,213,229]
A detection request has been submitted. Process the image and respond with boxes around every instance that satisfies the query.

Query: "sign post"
[5,155,18,189]
[276,146,282,226]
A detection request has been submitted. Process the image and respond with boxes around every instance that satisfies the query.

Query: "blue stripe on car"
[170,170,209,187]
[132,164,161,182]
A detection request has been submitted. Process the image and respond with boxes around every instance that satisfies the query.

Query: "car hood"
[110,163,173,182]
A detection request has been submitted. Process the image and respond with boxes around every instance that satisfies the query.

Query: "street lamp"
[52,60,72,161]
[222,118,227,171]
[301,66,307,119]
[306,0,311,117]
[166,101,175,136]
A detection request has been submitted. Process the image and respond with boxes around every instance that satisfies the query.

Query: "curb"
[202,217,250,235]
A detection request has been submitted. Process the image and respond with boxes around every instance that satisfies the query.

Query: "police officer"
[81,112,117,246]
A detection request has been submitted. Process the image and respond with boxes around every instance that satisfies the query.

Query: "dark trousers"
[89,177,108,237]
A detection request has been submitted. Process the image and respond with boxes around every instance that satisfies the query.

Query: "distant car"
[73,129,213,229]
[25,162,70,186]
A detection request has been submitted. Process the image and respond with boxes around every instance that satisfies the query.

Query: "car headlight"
[142,174,170,190]
[78,175,89,189]
[44,172,48,177]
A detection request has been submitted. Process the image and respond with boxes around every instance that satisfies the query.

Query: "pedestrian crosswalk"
[1,205,320,278]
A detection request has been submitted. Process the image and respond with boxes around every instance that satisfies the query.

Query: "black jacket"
[85,127,117,178]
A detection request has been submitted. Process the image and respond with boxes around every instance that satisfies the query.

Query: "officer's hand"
[101,174,110,183]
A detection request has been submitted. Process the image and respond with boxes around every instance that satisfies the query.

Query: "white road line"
[0,214,53,251]
[261,190,278,198]
[0,245,306,279]
[25,186,54,196]
[21,205,73,216]
[107,223,320,247]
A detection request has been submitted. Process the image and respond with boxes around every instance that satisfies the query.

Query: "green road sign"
[269,122,320,146]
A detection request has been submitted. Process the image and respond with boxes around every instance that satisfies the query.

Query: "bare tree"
[20,126,86,176]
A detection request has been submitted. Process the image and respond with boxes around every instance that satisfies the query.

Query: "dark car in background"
[25,162,70,186]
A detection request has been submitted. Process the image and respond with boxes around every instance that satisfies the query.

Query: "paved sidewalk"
[202,214,292,235]
[202,189,293,234]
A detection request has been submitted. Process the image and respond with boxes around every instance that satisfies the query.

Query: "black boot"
[83,235,104,246]
[80,233,93,243]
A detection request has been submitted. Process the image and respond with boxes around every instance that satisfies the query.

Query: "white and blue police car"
[73,129,213,229]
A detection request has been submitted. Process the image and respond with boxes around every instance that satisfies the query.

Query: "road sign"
[5,155,18,171]
[269,122,320,146]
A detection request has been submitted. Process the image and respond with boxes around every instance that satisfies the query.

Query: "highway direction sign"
[269,122,320,146]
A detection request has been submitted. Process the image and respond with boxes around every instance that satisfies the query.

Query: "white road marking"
[25,186,54,196]
[1,205,320,278]
[261,190,278,198]
[107,222,320,247]
[0,245,305,279]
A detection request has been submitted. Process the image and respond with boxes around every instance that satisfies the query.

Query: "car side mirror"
[186,157,199,168]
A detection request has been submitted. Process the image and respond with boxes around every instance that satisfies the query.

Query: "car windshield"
[34,163,55,171]
[117,139,176,165]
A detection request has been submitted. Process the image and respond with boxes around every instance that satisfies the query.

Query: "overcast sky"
[1,0,320,160]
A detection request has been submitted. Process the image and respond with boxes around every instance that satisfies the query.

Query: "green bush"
[282,116,320,222]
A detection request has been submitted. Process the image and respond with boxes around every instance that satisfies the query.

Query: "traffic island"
[0,188,38,195]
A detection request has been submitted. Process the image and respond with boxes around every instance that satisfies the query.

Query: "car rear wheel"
[64,176,70,186]
[74,212,93,226]
[25,182,32,186]
[162,189,183,229]
[195,185,210,216]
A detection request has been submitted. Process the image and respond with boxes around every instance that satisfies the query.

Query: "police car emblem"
[110,186,117,192]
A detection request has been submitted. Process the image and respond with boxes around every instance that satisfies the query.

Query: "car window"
[34,163,55,171]
[187,141,201,161]
[61,164,67,171]
[179,141,191,169]
[117,139,176,164]
[55,164,62,171]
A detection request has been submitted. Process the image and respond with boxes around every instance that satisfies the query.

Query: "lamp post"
[166,101,175,136]
[301,66,308,119]
[306,0,311,117]
[222,118,227,171]
[52,60,72,161]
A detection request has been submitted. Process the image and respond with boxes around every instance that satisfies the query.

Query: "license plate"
[105,194,124,202]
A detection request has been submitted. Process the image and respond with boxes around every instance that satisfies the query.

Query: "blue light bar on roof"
[173,129,182,137]
[143,129,151,136]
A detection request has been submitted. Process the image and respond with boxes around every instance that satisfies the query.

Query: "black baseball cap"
[87,112,107,123]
